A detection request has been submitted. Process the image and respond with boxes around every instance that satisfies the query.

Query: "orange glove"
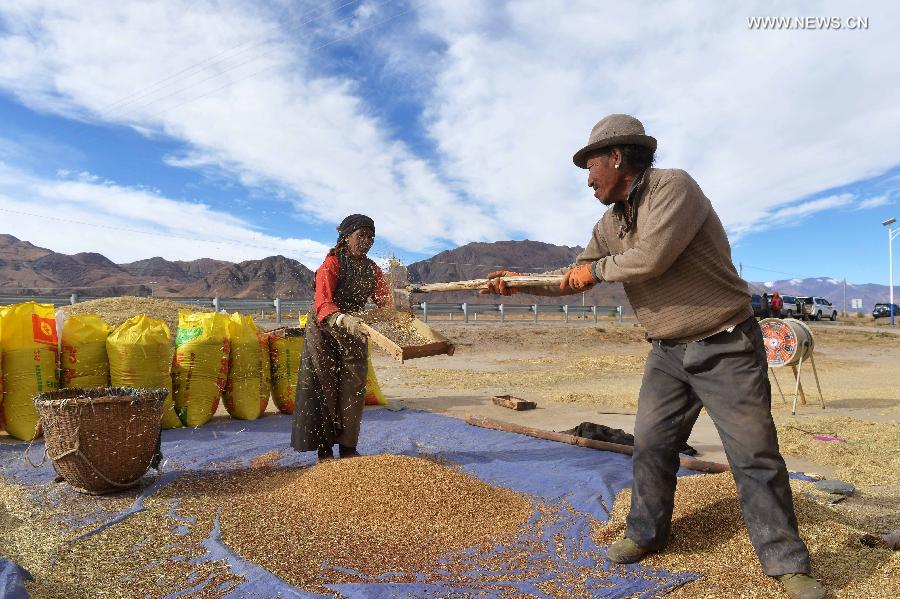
[480,270,522,296]
[560,263,598,292]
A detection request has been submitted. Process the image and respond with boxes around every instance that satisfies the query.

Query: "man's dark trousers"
[625,316,811,576]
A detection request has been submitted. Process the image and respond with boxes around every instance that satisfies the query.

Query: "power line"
[94,0,364,116]
[739,263,814,280]
[138,1,417,125]
[0,207,309,256]
[0,206,398,267]
[91,0,404,128]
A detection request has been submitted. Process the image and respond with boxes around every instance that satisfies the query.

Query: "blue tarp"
[0,408,704,597]
[0,559,32,599]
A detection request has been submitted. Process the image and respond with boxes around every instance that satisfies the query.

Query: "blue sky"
[0,1,898,285]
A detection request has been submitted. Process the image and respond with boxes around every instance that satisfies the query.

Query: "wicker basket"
[33,387,167,495]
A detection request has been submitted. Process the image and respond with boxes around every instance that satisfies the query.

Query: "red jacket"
[313,255,391,323]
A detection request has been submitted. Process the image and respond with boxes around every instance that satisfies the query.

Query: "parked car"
[780,294,801,318]
[750,294,764,317]
[872,303,900,319]
[798,296,838,321]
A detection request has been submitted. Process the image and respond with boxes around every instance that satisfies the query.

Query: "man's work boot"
[317,446,335,462]
[776,573,826,599]
[605,538,652,564]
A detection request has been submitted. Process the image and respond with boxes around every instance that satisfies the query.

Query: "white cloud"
[0,0,502,255]
[405,1,900,244]
[0,0,898,258]
[855,195,890,210]
[0,162,331,265]
[766,194,852,221]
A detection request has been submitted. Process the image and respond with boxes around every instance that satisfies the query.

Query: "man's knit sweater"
[573,168,751,342]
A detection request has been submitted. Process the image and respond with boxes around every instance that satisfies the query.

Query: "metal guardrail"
[413,301,623,323]
[0,295,622,325]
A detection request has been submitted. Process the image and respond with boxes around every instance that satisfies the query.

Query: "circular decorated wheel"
[759,318,814,367]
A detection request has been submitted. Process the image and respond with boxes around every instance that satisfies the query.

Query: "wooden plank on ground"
[492,395,537,411]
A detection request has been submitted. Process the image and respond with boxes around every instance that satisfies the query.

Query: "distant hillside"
[407,240,631,308]
[0,234,890,309]
[179,255,314,299]
[0,234,312,298]
[119,256,233,294]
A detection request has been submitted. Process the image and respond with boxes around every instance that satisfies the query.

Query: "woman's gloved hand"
[327,313,368,339]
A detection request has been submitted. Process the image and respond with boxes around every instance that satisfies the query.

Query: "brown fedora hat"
[572,114,657,168]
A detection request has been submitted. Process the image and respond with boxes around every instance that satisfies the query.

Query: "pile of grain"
[58,297,211,339]
[596,473,899,598]
[358,308,432,346]
[775,417,900,486]
[208,454,533,590]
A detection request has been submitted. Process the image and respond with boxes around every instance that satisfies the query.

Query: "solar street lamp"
[883,218,898,326]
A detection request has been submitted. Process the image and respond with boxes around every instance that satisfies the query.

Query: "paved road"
[803,320,900,335]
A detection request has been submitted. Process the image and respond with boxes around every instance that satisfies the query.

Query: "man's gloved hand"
[327,312,368,339]
[560,263,598,292]
[480,270,522,296]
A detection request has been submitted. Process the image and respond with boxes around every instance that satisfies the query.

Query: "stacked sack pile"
[0,302,388,441]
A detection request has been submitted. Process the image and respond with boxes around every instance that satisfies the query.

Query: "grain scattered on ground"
[0,476,241,599]
[775,417,900,486]
[596,473,900,598]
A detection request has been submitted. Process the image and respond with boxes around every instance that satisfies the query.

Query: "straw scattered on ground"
[596,473,900,598]
[775,417,900,486]
[395,353,645,393]
[58,296,211,339]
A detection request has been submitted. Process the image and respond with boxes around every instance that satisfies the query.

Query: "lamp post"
[883,218,898,327]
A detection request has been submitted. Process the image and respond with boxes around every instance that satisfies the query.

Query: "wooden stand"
[770,347,825,415]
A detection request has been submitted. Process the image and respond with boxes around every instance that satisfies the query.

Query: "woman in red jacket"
[291,214,391,461]
[770,291,783,318]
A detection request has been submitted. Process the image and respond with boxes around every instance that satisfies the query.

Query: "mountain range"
[0,234,890,311]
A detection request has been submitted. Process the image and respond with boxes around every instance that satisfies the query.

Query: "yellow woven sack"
[364,353,387,406]
[0,302,59,440]
[269,328,303,415]
[224,313,270,420]
[0,315,3,435]
[61,314,111,389]
[107,314,179,429]
[173,311,230,427]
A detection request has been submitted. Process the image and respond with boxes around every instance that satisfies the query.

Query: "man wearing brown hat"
[483,114,824,599]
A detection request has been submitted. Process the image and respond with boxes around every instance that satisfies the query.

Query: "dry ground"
[371,319,900,534]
